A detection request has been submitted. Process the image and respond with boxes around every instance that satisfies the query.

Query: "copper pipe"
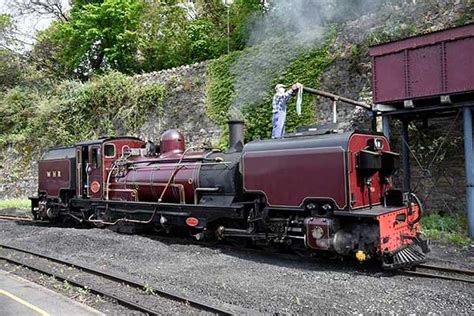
[127,161,231,171]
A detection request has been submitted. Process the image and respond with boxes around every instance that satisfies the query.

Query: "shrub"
[0,71,166,157]
[420,213,471,247]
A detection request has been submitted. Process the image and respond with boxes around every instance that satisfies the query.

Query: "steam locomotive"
[30,121,429,268]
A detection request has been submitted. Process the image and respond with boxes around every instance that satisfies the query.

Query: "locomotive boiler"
[31,121,429,269]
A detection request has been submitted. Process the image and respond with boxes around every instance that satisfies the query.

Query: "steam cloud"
[229,0,389,113]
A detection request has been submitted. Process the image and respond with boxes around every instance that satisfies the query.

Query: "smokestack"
[228,120,244,152]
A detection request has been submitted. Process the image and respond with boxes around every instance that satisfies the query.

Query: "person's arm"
[282,83,301,101]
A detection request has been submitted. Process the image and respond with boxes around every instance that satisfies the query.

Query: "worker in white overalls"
[271,83,302,139]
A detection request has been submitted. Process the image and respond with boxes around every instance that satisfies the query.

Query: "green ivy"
[205,52,242,126]
[205,32,335,145]
[0,71,166,157]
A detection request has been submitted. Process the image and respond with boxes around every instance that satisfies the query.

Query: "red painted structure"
[38,159,73,197]
[242,132,392,210]
[370,23,474,104]
[38,147,75,198]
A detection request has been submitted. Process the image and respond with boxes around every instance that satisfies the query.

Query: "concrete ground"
[0,270,103,316]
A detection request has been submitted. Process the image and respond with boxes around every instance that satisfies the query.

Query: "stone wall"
[135,61,222,147]
[0,146,38,200]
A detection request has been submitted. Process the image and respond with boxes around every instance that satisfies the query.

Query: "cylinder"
[228,120,244,151]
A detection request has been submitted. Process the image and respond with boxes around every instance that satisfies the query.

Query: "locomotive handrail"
[125,156,227,165]
[126,161,232,170]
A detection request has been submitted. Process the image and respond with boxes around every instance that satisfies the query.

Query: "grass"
[420,213,472,247]
[0,198,30,210]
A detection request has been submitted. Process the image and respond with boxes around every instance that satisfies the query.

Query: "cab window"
[104,144,115,158]
[91,147,100,168]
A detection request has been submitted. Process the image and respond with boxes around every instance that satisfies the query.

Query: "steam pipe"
[302,87,371,110]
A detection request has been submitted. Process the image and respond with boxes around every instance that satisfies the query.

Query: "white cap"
[275,84,286,91]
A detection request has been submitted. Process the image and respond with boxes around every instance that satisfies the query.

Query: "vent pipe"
[228,120,244,152]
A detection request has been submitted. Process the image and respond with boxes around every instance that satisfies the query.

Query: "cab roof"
[75,136,142,146]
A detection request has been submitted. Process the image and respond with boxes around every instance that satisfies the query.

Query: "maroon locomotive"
[31,121,428,268]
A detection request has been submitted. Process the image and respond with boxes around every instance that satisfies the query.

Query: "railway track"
[402,263,474,284]
[1,219,471,287]
[0,214,34,222]
[0,243,234,315]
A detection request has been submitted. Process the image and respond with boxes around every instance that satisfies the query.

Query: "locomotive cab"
[75,137,145,200]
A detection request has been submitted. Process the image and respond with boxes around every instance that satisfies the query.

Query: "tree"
[0,13,18,50]
[0,49,24,90]
[0,14,24,89]
[28,24,69,78]
[43,0,265,78]
[52,0,144,79]
[138,0,193,71]
[12,0,70,22]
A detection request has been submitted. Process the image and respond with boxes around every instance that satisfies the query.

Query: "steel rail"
[402,263,474,284]
[0,243,233,315]
[0,255,161,315]
[0,215,34,222]
[417,263,474,276]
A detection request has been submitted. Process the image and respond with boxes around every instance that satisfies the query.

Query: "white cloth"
[296,84,303,116]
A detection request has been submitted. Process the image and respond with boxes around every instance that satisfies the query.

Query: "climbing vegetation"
[205,31,336,145]
[0,72,165,157]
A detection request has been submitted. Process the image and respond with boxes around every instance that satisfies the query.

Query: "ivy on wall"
[0,71,166,156]
[205,32,335,145]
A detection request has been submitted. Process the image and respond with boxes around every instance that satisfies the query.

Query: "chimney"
[228,120,244,152]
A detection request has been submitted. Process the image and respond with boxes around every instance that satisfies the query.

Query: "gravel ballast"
[0,221,472,314]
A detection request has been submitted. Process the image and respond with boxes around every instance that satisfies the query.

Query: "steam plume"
[229,0,388,111]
